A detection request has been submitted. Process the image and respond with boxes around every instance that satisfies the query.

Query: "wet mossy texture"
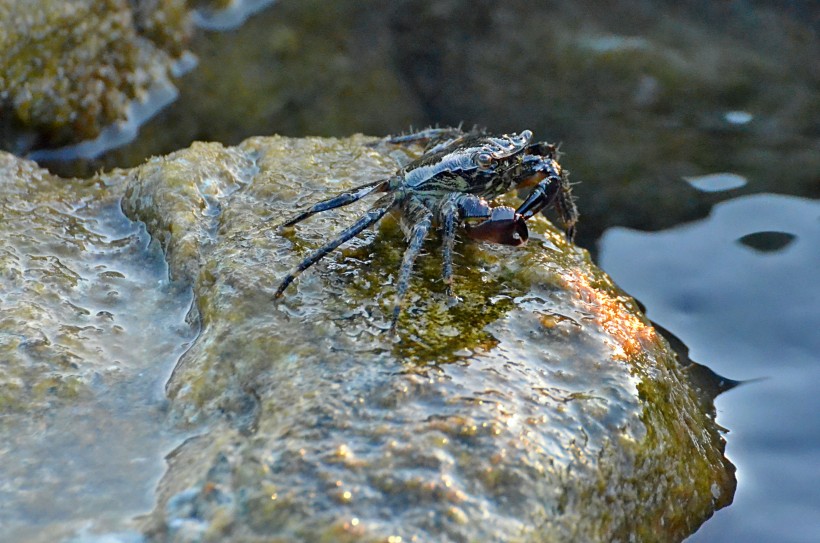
[0,0,191,152]
[118,135,735,542]
[0,153,113,413]
[0,151,196,539]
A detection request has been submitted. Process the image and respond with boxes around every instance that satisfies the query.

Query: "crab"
[274,127,578,329]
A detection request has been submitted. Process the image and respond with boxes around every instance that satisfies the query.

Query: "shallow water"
[0,199,197,542]
[599,193,820,542]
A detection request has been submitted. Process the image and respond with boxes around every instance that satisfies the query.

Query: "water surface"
[0,198,197,542]
[600,193,820,542]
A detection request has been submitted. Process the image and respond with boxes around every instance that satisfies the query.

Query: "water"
[683,173,748,193]
[599,193,820,542]
[0,195,198,542]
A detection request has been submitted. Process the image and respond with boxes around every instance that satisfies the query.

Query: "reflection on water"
[599,193,820,543]
[723,111,754,126]
[683,173,748,193]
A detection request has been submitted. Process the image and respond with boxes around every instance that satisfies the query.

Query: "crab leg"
[439,194,495,297]
[516,176,578,240]
[274,194,396,297]
[441,205,458,298]
[555,181,579,241]
[280,178,390,228]
[516,175,561,221]
[391,198,433,330]
[515,155,578,240]
[388,127,468,154]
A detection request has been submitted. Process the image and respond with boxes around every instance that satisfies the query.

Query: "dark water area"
[600,193,820,542]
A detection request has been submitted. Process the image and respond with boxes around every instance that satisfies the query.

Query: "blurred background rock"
[2,0,818,248]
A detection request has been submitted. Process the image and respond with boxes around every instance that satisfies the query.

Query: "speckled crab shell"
[403,130,534,188]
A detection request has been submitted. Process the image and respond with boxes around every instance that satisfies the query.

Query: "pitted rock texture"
[119,135,735,542]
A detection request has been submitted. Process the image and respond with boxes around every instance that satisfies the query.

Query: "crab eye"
[476,152,493,167]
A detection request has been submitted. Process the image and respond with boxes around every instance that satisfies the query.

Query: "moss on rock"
[0,0,192,152]
[119,134,735,542]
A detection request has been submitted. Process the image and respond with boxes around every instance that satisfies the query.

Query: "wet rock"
[0,153,115,413]
[119,135,735,542]
[75,0,421,176]
[0,0,192,154]
[0,151,196,540]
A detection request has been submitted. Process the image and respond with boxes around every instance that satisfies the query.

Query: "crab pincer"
[464,206,529,246]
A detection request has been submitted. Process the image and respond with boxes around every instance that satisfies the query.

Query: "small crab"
[274,127,578,329]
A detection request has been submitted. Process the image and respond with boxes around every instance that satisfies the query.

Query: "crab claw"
[464,206,529,246]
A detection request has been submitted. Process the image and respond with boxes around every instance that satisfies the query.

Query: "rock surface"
[0,135,736,541]
[115,135,735,542]
[0,152,195,541]
[0,0,192,154]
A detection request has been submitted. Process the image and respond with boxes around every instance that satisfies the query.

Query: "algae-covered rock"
[0,153,116,413]
[0,151,196,540]
[0,0,192,154]
[119,135,735,542]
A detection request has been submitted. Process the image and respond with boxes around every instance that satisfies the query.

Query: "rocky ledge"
[1,135,735,542]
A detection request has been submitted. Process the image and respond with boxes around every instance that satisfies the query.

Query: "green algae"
[117,134,735,542]
[341,216,527,364]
